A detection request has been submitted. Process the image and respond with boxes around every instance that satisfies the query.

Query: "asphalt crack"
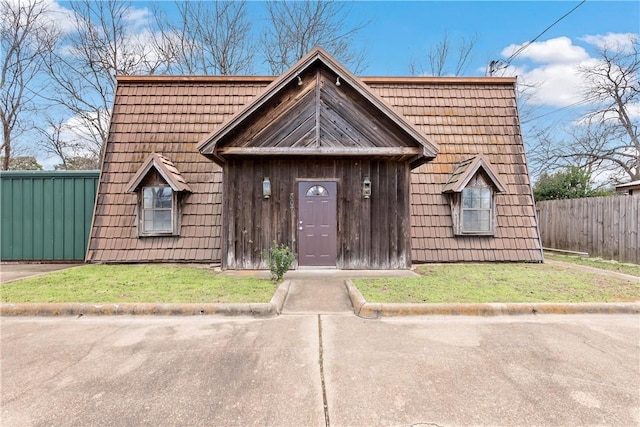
[318,314,330,427]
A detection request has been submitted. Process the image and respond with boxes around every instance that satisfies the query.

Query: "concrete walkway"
[282,280,353,314]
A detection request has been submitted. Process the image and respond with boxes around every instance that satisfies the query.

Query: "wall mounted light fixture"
[297,75,303,86]
[336,76,341,86]
[263,177,271,199]
[362,175,371,199]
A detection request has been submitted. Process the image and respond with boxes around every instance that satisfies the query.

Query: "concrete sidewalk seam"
[344,280,640,318]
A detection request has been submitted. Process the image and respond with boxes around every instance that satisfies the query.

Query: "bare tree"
[577,36,639,181]
[37,116,74,170]
[37,115,99,170]
[151,0,254,75]
[43,0,163,161]
[1,0,58,170]
[260,0,368,75]
[524,36,639,184]
[410,32,478,76]
[526,119,620,185]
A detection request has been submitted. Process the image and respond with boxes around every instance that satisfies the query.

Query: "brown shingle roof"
[87,72,542,263]
[125,152,192,193]
[442,155,506,193]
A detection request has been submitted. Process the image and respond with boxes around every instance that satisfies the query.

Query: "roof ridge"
[116,75,516,85]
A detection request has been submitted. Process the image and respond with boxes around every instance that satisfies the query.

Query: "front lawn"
[0,265,277,303]
[544,253,640,277]
[354,263,639,304]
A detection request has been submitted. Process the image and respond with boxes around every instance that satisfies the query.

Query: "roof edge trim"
[125,153,193,193]
[116,75,275,83]
[442,155,507,194]
[116,75,515,85]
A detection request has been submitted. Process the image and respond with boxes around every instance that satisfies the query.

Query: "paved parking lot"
[2,314,638,426]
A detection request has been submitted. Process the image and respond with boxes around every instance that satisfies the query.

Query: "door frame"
[295,178,339,267]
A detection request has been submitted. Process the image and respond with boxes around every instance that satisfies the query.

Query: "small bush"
[262,241,296,281]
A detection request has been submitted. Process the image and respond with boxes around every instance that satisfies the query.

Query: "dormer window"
[443,155,506,236]
[461,186,492,233]
[126,153,192,237]
[142,186,174,233]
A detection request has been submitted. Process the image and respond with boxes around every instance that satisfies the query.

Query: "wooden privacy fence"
[1,170,100,261]
[536,195,639,264]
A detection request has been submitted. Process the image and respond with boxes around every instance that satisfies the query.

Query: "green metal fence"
[1,170,100,261]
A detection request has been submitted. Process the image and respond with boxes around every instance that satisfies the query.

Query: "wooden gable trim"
[125,153,192,193]
[442,155,506,194]
[197,47,438,165]
[218,146,422,157]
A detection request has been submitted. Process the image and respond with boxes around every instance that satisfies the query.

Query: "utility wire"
[505,0,587,64]
[521,95,600,125]
[489,0,587,75]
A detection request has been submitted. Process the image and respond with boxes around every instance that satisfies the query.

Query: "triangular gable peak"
[442,154,506,193]
[197,47,438,169]
[126,153,192,193]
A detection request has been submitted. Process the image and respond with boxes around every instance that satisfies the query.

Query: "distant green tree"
[0,156,43,170]
[533,166,611,201]
[54,156,99,170]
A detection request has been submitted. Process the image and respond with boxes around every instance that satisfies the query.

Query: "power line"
[520,95,599,125]
[489,0,587,75]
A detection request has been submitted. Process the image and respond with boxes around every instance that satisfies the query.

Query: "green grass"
[0,265,277,303]
[354,263,640,304]
[545,252,640,277]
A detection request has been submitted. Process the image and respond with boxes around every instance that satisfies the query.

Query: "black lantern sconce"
[362,175,371,199]
[263,177,271,199]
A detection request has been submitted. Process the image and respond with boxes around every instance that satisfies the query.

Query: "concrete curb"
[345,280,640,319]
[0,280,291,317]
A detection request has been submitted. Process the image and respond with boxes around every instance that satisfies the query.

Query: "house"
[86,48,543,269]
[615,180,640,195]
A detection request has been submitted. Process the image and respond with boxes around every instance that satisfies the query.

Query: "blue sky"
[145,0,638,116]
[30,1,640,170]
[127,1,639,77]
[342,1,639,76]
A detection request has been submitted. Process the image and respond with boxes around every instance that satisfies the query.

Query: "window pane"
[479,188,491,209]
[156,209,171,223]
[142,186,173,233]
[155,188,172,208]
[460,186,493,233]
[462,188,474,208]
[143,188,153,209]
[306,185,329,196]
[463,209,491,232]
[463,187,487,208]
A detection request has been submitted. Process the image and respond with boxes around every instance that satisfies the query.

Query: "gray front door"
[298,181,337,266]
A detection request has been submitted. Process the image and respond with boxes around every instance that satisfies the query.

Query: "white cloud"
[41,0,75,33]
[3,0,74,33]
[627,102,640,119]
[580,32,638,52]
[502,34,638,109]
[501,36,590,65]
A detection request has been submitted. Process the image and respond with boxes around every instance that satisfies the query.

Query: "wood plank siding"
[224,159,411,269]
